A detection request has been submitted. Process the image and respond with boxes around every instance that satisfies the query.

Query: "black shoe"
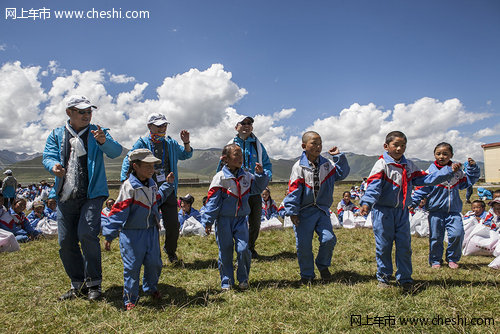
[250,249,259,259]
[319,268,332,281]
[88,286,102,301]
[168,254,179,263]
[401,282,415,294]
[59,287,87,301]
[300,277,314,286]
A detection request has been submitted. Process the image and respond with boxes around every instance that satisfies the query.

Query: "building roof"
[481,142,500,149]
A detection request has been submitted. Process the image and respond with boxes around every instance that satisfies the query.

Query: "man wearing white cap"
[120,112,193,264]
[42,95,123,301]
[1,170,17,208]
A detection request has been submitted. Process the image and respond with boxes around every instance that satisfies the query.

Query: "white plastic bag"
[410,211,429,237]
[330,212,342,229]
[36,217,58,236]
[283,216,294,228]
[462,224,499,256]
[342,211,356,229]
[180,216,207,237]
[462,216,478,247]
[364,213,373,228]
[488,256,500,270]
[260,217,283,231]
[0,229,20,252]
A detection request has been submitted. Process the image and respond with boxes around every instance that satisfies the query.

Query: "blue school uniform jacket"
[178,208,201,229]
[0,208,41,238]
[283,152,350,216]
[360,153,454,209]
[42,124,123,199]
[120,134,193,194]
[102,174,174,241]
[412,161,480,213]
[201,166,269,227]
[262,198,279,220]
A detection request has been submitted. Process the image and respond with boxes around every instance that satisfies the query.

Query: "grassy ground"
[1,183,499,333]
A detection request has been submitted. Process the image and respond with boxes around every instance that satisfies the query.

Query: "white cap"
[66,95,97,110]
[147,113,169,126]
[3,169,12,175]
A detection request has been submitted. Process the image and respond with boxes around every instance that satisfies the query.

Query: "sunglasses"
[240,122,253,126]
[70,108,92,115]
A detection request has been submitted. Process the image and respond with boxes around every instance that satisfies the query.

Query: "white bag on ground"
[36,217,58,236]
[410,211,429,237]
[0,229,20,252]
[180,216,206,237]
[283,216,294,228]
[462,216,478,247]
[488,256,500,270]
[364,213,373,228]
[342,211,356,229]
[260,217,283,231]
[330,212,342,229]
[462,223,499,256]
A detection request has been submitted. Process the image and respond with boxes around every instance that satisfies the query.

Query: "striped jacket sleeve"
[103,182,134,241]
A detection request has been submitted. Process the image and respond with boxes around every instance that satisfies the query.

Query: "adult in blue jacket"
[43,95,123,301]
[216,116,272,258]
[120,113,193,264]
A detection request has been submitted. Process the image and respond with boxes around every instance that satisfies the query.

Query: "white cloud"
[0,44,6,51]
[109,73,136,84]
[0,60,497,164]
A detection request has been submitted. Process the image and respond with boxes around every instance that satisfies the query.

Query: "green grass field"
[1,183,499,333]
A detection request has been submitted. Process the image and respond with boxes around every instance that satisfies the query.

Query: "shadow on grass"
[182,259,218,270]
[253,251,297,262]
[250,270,376,290]
[104,283,224,310]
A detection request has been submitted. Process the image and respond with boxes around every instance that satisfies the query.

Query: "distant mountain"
[5,148,484,184]
[0,150,42,171]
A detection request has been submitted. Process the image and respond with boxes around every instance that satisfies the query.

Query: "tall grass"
[0,183,498,333]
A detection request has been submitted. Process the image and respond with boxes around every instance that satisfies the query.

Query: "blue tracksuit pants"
[428,212,464,265]
[215,216,251,289]
[293,208,336,279]
[119,227,162,305]
[372,206,412,284]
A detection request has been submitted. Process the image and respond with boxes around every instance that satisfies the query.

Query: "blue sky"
[1,0,499,160]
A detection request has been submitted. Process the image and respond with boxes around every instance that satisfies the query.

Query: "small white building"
[481,142,500,183]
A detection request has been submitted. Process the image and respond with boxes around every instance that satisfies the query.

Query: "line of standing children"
[201,144,269,290]
[412,142,480,269]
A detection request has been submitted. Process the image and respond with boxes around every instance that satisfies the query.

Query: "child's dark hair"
[472,200,486,209]
[262,187,272,201]
[493,189,500,198]
[12,197,26,207]
[434,142,453,155]
[221,144,241,167]
[126,159,143,179]
[343,191,351,197]
[385,131,407,144]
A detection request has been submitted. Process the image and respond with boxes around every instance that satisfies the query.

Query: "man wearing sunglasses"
[217,116,273,258]
[120,113,193,265]
[43,95,123,301]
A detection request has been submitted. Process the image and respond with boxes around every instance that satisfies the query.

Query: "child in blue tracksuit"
[27,201,46,229]
[102,149,174,310]
[201,144,269,290]
[1,197,42,242]
[360,131,458,290]
[178,194,201,229]
[283,131,350,284]
[261,188,279,220]
[412,142,480,269]
[337,191,359,224]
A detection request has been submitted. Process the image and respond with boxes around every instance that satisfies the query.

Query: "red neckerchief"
[392,162,408,207]
[433,160,452,169]
[232,174,244,214]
